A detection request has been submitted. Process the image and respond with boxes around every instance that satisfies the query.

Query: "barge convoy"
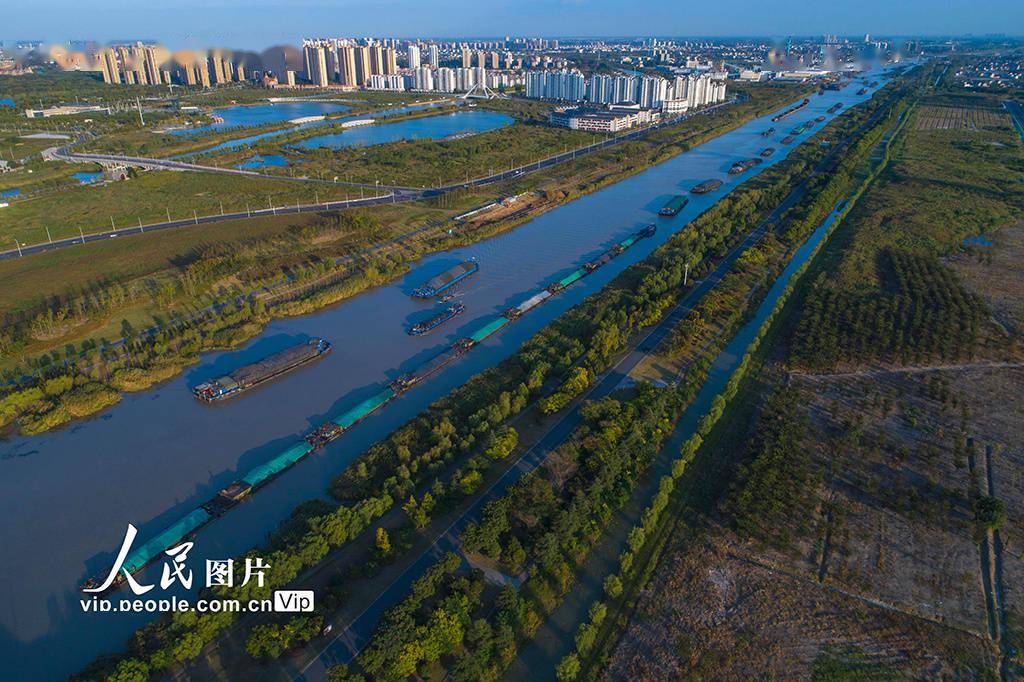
[771,98,810,122]
[690,179,723,194]
[408,302,465,335]
[659,195,689,216]
[192,338,331,402]
[81,223,659,593]
[413,260,478,298]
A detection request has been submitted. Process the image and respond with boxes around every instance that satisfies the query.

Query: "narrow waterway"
[0,69,902,681]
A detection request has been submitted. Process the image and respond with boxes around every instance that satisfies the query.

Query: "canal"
[0,69,902,681]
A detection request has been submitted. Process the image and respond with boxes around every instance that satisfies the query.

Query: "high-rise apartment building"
[383,47,398,75]
[338,46,358,86]
[460,46,472,68]
[407,44,420,69]
[428,44,439,67]
[354,45,372,85]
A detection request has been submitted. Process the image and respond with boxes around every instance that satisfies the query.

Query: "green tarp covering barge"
[469,317,510,343]
[557,268,587,288]
[242,441,314,488]
[332,388,396,429]
[123,508,211,575]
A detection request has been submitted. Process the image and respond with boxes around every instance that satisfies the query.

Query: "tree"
[375,527,392,558]
[556,653,581,681]
[603,574,623,599]
[975,495,1006,530]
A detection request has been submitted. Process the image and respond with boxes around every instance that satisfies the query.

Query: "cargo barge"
[412,260,478,299]
[728,158,763,175]
[856,87,868,95]
[659,195,689,217]
[815,115,826,123]
[771,98,810,122]
[827,102,843,114]
[781,134,796,145]
[408,302,465,335]
[690,179,723,194]
[760,147,775,158]
[192,338,331,402]
[790,123,807,135]
[761,126,775,137]
[80,223,659,594]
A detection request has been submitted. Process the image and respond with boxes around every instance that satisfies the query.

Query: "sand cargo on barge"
[192,338,331,402]
[690,179,723,194]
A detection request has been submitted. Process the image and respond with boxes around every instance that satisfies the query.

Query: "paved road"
[1,100,735,262]
[1005,99,1024,141]
[290,83,904,681]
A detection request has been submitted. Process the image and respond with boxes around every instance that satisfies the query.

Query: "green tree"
[375,527,392,558]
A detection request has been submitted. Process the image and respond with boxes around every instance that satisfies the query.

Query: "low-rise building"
[549,105,658,133]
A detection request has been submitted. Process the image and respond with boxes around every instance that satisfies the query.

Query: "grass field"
[0,169,373,245]
[832,99,1024,288]
[225,119,601,188]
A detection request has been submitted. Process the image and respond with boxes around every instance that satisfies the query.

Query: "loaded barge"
[827,102,843,114]
[413,260,478,299]
[760,147,775,158]
[659,195,689,217]
[728,158,763,175]
[80,223,659,594]
[690,179,723,194]
[771,98,810,122]
[408,302,465,335]
[192,338,331,402]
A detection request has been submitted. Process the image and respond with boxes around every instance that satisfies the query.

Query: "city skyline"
[3,0,1023,50]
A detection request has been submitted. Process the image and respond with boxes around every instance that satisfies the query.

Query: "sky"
[2,0,1023,50]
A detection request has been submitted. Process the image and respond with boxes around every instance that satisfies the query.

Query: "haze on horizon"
[2,0,1022,50]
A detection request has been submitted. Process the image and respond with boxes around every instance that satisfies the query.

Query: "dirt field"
[792,367,1023,633]
[605,535,997,680]
[915,105,1011,131]
[948,223,1024,337]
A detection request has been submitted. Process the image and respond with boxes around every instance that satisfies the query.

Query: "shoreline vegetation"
[0,82,810,437]
[72,75,907,680]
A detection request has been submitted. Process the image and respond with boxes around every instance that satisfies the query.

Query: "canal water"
[294,110,513,150]
[0,68,904,680]
[171,101,352,136]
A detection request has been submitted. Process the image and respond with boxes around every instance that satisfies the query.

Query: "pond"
[294,110,514,150]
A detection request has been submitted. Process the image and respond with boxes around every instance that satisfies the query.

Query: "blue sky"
[4,0,1023,49]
